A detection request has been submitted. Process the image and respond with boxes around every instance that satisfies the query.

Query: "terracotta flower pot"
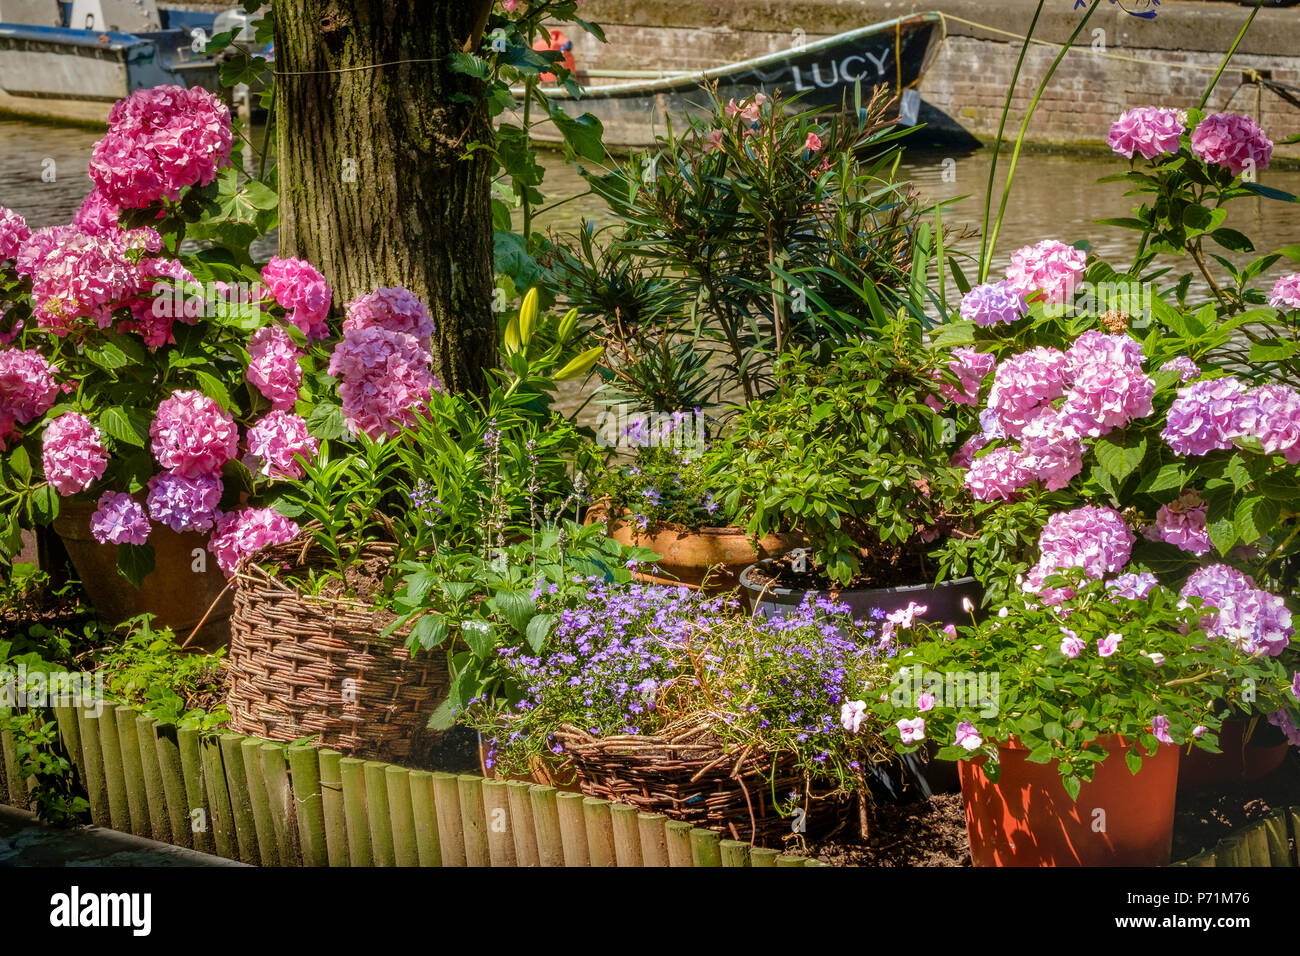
[586,504,803,592]
[960,736,1181,867]
[52,499,232,650]
[1177,718,1290,789]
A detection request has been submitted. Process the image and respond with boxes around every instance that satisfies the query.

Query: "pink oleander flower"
[246,326,303,411]
[954,721,982,751]
[343,287,435,349]
[897,717,926,745]
[936,347,995,406]
[1146,491,1212,556]
[1107,106,1185,161]
[704,128,725,152]
[328,325,440,439]
[14,225,141,332]
[146,472,222,533]
[1239,384,1300,464]
[840,699,868,733]
[1151,715,1174,745]
[1190,112,1273,176]
[207,506,300,576]
[88,85,233,208]
[959,280,1027,327]
[1270,274,1300,310]
[1097,632,1123,658]
[1032,504,1135,589]
[987,346,1069,438]
[725,92,767,124]
[1018,409,1084,491]
[42,413,109,496]
[1267,709,1300,748]
[261,257,332,340]
[1060,631,1085,658]
[1161,376,1251,457]
[803,132,823,152]
[0,348,59,445]
[965,445,1034,502]
[0,205,31,261]
[90,491,150,545]
[244,410,318,480]
[1108,571,1159,601]
[150,389,238,478]
[1160,355,1200,382]
[1004,240,1086,304]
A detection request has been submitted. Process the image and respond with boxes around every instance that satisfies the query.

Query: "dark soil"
[804,750,1300,866]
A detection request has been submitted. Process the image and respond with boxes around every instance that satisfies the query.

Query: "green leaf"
[1135,463,1185,494]
[525,613,556,653]
[305,403,347,442]
[1125,749,1143,775]
[1060,774,1082,801]
[1249,340,1299,363]
[410,613,450,650]
[1234,495,1280,546]
[1208,227,1254,253]
[99,407,147,448]
[1094,433,1147,483]
[193,370,234,412]
[7,445,31,482]
[462,619,495,659]
[488,589,535,635]
[116,543,155,589]
[548,110,606,163]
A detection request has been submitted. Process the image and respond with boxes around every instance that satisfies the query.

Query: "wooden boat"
[515,13,945,151]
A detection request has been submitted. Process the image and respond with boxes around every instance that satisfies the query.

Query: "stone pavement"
[0,805,247,867]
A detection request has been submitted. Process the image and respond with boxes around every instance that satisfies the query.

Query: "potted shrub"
[873,566,1293,866]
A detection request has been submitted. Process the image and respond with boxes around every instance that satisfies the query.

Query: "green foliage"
[590,446,727,532]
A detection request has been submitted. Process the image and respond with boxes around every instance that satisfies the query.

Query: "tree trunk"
[274,0,497,396]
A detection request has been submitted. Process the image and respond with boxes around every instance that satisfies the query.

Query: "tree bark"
[274,0,497,396]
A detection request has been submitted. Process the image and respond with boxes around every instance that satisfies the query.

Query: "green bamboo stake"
[1263,810,1290,867]
[113,706,149,837]
[363,761,396,867]
[665,820,693,867]
[1244,818,1271,867]
[720,839,751,867]
[200,735,236,860]
[556,791,590,867]
[76,709,109,826]
[408,770,441,867]
[340,757,371,867]
[481,778,516,867]
[583,797,617,867]
[1291,806,1300,866]
[385,765,418,867]
[777,854,806,867]
[240,737,279,866]
[458,774,490,867]
[319,750,348,867]
[506,780,539,866]
[288,745,328,867]
[134,716,170,844]
[637,812,669,867]
[153,723,189,848]
[610,803,643,867]
[750,847,780,867]
[803,858,827,867]
[1184,848,1217,867]
[0,724,25,809]
[51,703,84,781]
[431,772,466,867]
[177,726,214,854]
[219,734,259,865]
[528,785,564,867]
[690,828,722,867]
[97,706,131,832]
[261,742,300,865]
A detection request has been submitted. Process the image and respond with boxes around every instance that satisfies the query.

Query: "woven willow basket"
[553,722,850,846]
[225,537,448,760]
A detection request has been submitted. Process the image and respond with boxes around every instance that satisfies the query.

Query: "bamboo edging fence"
[0,702,828,867]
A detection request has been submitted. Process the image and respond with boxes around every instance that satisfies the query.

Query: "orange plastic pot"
[1177,718,1289,789]
[585,502,803,592]
[959,736,1181,867]
[53,499,232,650]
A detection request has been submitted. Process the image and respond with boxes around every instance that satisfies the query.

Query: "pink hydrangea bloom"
[247,326,303,411]
[261,257,332,340]
[72,190,122,235]
[0,205,31,261]
[1064,330,1145,374]
[1239,384,1300,464]
[244,410,318,479]
[1029,505,1135,598]
[1160,356,1200,382]
[90,491,150,545]
[1017,408,1084,490]
[146,472,222,533]
[207,506,300,576]
[88,85,232,208]
[1190,112,1273,176]
[343,287,435,348]
[951,433,988,469]
[986,346,1069,438]
[1181,564,1293,657]
[1267,709,1300,748]
[1293,670,1300,703]
[1059,359,1154,438]
[42,412,109,496]
[936,347,995,406]
[150,389,238,478]
[1161,377,1250,457]
[1108,572,1158,600]
[1004,240,1086,304]
[328,325,441,439]
[964,445,1034,501]
[0,347,59,445]
[14,225,141,333]
[1107,107,1184,160]
[959,281,1027,327]
[1270,274,1300,310]
[1146,491,1212,556]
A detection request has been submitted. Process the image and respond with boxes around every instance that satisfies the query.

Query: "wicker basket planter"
[553,722,849,846]
[225,538,449,761]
